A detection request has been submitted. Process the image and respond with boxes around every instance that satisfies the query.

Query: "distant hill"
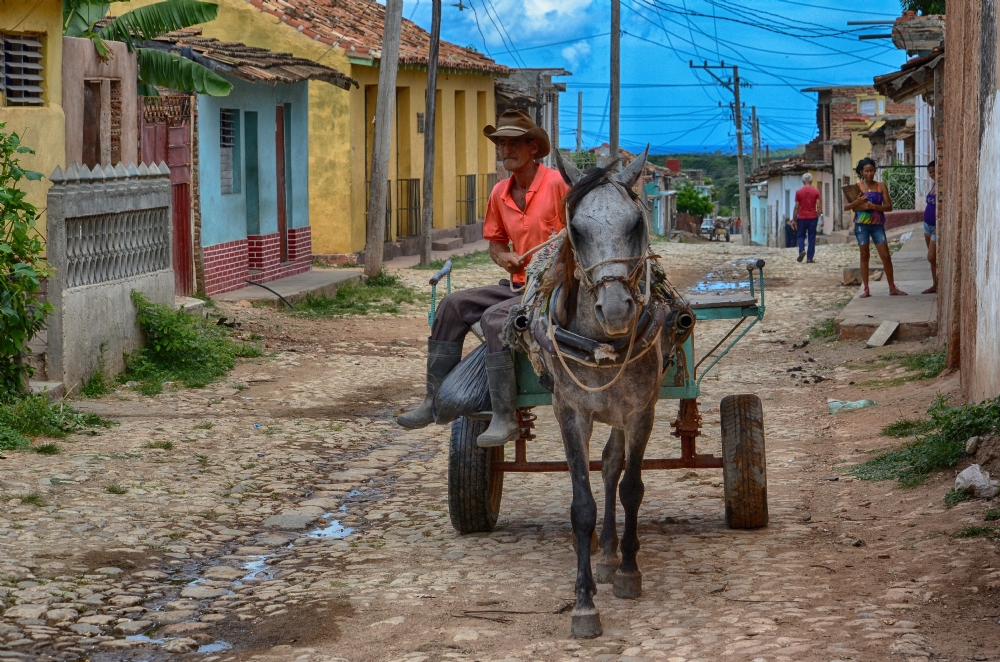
[649,148,805,213]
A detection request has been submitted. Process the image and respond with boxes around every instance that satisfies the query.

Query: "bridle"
[564,175,657,307]
[547,174,665,393]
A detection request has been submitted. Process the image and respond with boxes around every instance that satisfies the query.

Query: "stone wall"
[45,162,175,391]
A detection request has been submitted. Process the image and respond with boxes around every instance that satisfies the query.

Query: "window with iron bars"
[457,175,477,225]
[477,172,500,220]
[396,178,421,238]
[220,109,240,194]
[1,33,44,106]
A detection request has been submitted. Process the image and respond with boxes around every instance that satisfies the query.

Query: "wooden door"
[275,105,288,263]
[139,95,194,295]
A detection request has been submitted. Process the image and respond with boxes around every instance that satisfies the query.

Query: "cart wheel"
[448,416,504,533]
[720,394,768,529]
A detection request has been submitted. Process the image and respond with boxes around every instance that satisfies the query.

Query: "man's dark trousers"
[431,283,520,352]
[796,218,818,261]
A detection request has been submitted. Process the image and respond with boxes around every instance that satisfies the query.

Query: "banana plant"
[63,0,232,97]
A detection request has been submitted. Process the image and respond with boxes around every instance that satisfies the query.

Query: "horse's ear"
[615,144,649,188]
[554,149,584,186]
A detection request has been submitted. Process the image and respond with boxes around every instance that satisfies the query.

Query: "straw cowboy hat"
[483,109,551,159]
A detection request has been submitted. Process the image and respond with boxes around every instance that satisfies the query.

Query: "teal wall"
[198,76,310,247]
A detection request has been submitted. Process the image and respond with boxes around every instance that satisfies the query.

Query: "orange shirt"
[482,164,569,285]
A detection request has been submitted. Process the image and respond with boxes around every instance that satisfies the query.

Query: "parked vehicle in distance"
[700,217,715,237]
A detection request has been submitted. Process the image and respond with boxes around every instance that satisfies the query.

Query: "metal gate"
[139,95,194,296]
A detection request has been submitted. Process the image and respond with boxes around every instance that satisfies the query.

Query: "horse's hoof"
[595,561,619,584]
[613,570,642,599]
[570,608,603,639]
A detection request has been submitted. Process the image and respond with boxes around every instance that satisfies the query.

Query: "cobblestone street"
[2,239,998,662]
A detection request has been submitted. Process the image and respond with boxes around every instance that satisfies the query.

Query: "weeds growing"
[0,396,114,450]
[1,492,46,507]
[985,506,1000,521]
[880,417,936,438]
[32,443,60,455]
[852,395,1000,486]
[294,271,420,317]
[810,318,836,339]
[122,292,262,395]
[953,525,998,539]
[944,488,973,508]
[144,440,174,450]
[105,483,129,495]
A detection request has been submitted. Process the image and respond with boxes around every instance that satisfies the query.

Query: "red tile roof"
[244,0,510,75]
[153,30,358,89]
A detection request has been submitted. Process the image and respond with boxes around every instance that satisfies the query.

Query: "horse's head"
[555,147,650,338]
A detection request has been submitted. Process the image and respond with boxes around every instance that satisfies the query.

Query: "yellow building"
[1,0,66,238]
[115,0,507,259]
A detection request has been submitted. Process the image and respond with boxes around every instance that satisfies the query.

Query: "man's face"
[496,136,539,172]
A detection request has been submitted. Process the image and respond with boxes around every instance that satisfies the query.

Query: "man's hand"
[496,251,523,275]
[489,241,523,275]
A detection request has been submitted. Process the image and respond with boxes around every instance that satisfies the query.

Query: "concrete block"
[175,296,205,315]
[866,320,899,347]
[30,381,65,400]
[432,238,464,251]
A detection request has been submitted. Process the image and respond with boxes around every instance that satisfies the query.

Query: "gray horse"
[545,148,668,638]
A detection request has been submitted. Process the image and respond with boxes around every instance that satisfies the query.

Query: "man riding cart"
[395,110,569,447]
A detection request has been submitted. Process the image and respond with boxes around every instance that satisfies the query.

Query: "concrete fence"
[46,162,175,392]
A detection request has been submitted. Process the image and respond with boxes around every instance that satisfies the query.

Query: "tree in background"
[676,183,713,217]
[900,0,944,14]
[63,0,232,97]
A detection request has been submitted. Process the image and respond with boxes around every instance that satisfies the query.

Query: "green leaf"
[138,49,231,96]
[63,0,111,37]
[100,0,220,50]
[15,147,35,155]
[137,82,161,97]
[23,170,42,182]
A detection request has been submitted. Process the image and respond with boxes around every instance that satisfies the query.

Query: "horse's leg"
[556,405,601,638]
[595,428,625,583]
[615,408,655,600]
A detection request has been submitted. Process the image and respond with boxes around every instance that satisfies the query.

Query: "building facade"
[1,0,66,237]
[116,0,509,262]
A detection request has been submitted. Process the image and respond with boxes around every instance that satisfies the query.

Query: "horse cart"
[425,258,768,535]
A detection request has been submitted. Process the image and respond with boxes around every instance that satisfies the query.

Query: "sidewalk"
[835,223,937,341]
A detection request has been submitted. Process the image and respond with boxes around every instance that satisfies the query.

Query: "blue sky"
[401,0,909,153]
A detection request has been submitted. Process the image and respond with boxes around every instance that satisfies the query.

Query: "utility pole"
[576,91,583,153]
[419,0,441,267]
[690,60,749,245]
[751,106,759,171]
[364,0,403,276]
[609,0,620,163]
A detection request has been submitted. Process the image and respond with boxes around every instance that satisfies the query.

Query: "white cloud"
[469,0,594,47]
[561,41,591,68]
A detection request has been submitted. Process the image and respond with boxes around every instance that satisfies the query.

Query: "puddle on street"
[241,555,273,581]
[308,515,353,539]
[198,640,233,653]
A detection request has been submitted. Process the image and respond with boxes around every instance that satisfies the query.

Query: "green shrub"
[985,506,1000,521]
[810,318,835,339]
[105,483,129,494]
[123,291,262,393]
[853,395,1000,486]
[0,395,113,449]
[953,525,997,539]
[0,125,52,401]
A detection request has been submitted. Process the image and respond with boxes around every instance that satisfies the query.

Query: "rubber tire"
[720,394,768,529]
[448,416,504,533]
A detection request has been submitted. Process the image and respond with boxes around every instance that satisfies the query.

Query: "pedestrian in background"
[845,157,907,298]
[792,172,822,263]
[922,160,937,294]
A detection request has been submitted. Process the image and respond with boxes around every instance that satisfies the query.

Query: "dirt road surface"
[1,239,997,662]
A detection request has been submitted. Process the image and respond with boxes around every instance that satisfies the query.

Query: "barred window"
[1,33,44,106]
[220,109,241,194]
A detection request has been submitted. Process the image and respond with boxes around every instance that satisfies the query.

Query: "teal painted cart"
[427,260,770,534]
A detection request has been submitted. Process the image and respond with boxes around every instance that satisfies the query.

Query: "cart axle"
[491,455,723,473]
